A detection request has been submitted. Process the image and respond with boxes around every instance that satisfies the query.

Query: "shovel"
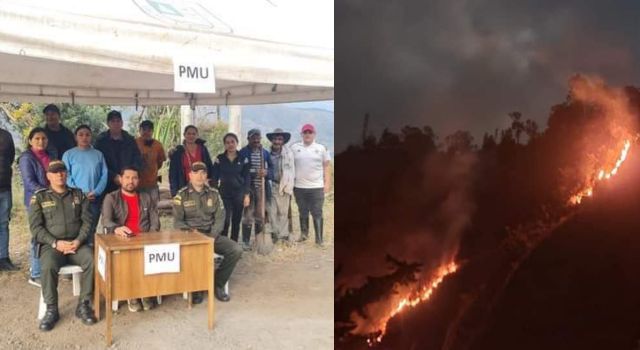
[255,145,274,255]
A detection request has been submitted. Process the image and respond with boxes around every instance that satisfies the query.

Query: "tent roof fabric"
[0,0,334,105]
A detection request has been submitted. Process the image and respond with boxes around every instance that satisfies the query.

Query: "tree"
[378,128,400,149]
[401,125,437,153]
[524,119,539,143]
[481,132,497,150]
[445,130,475,154]
[129,106,182,151]
[1,102,109,148]
[509,111,525,144]
[201,121,230,157]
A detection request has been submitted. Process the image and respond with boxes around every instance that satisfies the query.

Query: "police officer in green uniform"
[173,161,243,303]
[29,160,97,331]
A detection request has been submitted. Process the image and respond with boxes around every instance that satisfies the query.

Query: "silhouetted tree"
[481,132,497,150]
[509,111,525,144]
[445,130,475,154]
[524,119,539,143]
[379,128,401,149]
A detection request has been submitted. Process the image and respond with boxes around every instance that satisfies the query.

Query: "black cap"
[247,129,261,138]
[140,120,154,130]
[43,104,60,116]
[47,160,67,173]
[190,161,207,172]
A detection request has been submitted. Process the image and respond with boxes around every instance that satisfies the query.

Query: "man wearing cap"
[95,110,143,194]
[135,120,166,203]
[102,166,160,312]
[266,128,295,242]
[29,160,97,331]
[42,104,76,158]
[238,129,274,251]
[290,124,332,246]
[173,162,242,303]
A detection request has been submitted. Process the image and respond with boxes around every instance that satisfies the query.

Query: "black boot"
[75,299,97,325]
[298,217,309,242]
[313,218,324,246]
[39,304,59,331]
[191,291,204,304]
[215,286,230,302]
[0,257,18,271]
[241,224,252,251]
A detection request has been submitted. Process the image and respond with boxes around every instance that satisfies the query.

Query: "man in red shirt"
[101,166,160,311]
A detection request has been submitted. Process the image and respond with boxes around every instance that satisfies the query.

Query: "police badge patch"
[41,201,56,209]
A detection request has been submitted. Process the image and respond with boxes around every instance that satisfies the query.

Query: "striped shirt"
[250,149,262,189]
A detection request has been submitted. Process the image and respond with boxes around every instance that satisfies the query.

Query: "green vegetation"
[0,103,110,148]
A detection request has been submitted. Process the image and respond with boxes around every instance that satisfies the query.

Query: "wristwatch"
[52,240,57,249]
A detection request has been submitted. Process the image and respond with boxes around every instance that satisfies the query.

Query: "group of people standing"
[0,104,332,332]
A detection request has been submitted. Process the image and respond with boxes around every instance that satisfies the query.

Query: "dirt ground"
[0,192,334,349]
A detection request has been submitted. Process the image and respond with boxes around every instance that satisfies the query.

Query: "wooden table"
[94,231,215,346]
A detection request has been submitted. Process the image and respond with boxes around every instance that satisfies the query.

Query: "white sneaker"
[28,277,41,288]
[127,299,142,312]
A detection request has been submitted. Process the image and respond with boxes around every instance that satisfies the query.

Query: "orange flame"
[569,140,631,205]
[365,261,459,346]
[362,138,633,347]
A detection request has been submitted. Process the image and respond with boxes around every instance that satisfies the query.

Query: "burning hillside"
[336,75,640,349]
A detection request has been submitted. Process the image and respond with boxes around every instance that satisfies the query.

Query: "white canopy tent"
[0,0,333,106]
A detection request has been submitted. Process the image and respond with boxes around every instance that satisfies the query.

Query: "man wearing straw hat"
[266,128,295,242]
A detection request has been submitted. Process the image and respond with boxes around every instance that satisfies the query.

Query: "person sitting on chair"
[29,160,97,331]
[101,166,160,312]
[173,162,243,303]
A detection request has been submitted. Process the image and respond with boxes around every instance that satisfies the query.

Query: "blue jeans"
[0,190,11,259]
[30,239,41,278]
[27,200,41,278]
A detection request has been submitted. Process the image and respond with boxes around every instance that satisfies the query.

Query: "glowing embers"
[569,140,631,205]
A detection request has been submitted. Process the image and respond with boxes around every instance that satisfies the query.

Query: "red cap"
[301,124,315,133]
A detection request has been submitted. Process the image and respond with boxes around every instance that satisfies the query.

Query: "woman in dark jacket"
[19,127,57,287]
[169,125,214,196]
[212,133,250,242]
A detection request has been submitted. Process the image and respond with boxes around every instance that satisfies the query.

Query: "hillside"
[120,102,334,153]
[223,103,334,153]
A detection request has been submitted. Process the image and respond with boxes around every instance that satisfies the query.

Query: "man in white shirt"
[290,124,331,246]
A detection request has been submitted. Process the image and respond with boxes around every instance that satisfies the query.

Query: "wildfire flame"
[569,140,631,205]
[362,137,635,347]
[366,261,459,346]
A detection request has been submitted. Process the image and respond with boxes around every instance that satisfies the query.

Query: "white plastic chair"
[37,265,83,319]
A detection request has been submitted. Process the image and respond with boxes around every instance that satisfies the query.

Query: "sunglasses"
[302,130,314,134]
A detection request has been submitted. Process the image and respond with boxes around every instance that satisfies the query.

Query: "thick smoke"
[338,151,477,336]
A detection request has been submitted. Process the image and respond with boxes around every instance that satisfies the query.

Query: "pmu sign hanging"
[173,57,216,93]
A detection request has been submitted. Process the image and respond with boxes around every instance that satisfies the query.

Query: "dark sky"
[336,0,640,151]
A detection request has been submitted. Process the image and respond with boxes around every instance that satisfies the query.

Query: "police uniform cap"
[190,161,207,172]
[47,160,67,173]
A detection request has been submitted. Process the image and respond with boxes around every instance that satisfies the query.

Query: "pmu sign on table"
[144,243,181,275]
[173,57,216,93]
